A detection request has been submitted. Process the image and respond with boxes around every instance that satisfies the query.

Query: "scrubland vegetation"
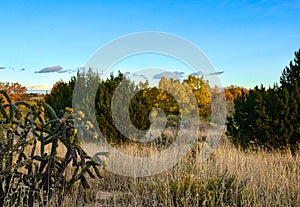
[1,49,300,206]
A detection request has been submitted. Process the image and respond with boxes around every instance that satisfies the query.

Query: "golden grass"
[57,139,300,206]
[210,143,300,206]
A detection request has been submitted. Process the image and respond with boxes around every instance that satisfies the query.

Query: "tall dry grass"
[56,139,300,206]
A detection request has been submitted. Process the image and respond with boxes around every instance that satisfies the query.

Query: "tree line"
[44,70,220,143]
[227,49,300,152]
[8,69,246,144]
[5,48,298,151]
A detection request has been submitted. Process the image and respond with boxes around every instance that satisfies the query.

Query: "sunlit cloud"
[26,84,51,91]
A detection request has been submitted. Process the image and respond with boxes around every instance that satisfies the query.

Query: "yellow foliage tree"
[157,75,210,118]
[183,75,211,118]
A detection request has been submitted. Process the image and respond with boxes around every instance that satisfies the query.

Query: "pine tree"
[279,49,300,151]
[280,49,300,91]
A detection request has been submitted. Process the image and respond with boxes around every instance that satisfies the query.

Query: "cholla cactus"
[0,90,106,207]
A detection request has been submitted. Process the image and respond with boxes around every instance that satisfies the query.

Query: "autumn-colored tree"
[45,71,214,143]
[157,77,183,115]
[224,85,249,117]
[0,82,28,102]
[183,75,211,118]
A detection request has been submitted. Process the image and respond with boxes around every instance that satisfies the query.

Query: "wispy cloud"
[57,67,85,74]
[57,68,77,74]
[188,71,224,76]
[35,65,63,73]
[189,71,204,76]
[0,66,27,71]
[56,70,68,74]
[208,71,224,76]
[153,71,185,80]
[131,73,147,80]
[123,72,131,77]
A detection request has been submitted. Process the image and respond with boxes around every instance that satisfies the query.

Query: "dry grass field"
[57,139,300,207]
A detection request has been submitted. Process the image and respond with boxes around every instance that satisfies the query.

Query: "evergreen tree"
[280,49,300,151]
[280,49,300,91]
[227,49,300,151]
[44,77,76,113]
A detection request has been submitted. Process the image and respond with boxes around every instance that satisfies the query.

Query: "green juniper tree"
[280,49,300,151]
[227,49,300,151]
[44,77,76,114]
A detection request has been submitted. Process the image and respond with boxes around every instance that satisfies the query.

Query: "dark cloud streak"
[208,71,224,76]
[35,65,63,73]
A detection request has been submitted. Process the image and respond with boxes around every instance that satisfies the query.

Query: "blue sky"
[0,0,299,89]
